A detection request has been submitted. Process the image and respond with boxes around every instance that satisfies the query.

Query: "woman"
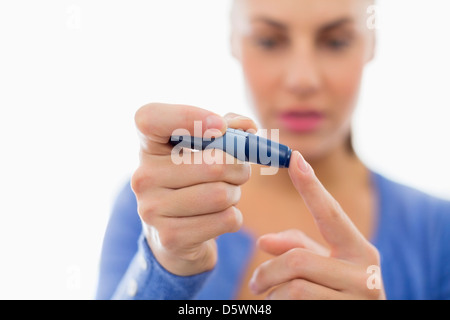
[96,0,450,300]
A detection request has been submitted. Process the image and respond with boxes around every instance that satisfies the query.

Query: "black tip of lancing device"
[170,128,292,168]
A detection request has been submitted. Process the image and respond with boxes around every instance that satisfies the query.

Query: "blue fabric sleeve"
[434,201,450,299]
[95,181,142,299]
[95,182,212,300]
[112,232,213,300]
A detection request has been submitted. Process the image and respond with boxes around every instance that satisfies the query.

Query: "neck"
[308,145,366,194]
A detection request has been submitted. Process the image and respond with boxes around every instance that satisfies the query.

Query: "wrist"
[144,227,217,276]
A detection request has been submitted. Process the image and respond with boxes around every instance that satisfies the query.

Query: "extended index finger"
[135,103,227,155]
[288,151,370,260]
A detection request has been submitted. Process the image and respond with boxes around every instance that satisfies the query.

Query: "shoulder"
[372,171,450,224]
[371,170,450,252]
[371,171,450,299]
[371,170,450,270]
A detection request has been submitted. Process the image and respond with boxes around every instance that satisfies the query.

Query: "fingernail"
[297,151,310,173]
[234,207,243,227]
[234,116,251,121]
[205,115,226,131]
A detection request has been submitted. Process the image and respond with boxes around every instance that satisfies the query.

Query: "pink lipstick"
[279,111,324,133]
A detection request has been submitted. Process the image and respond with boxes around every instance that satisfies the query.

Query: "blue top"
[95,171,450,300]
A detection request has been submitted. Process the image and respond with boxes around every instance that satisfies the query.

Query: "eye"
[326,38,350,50]
[319,31,355,52]
[256,37,278,49]
[254,36,286,50]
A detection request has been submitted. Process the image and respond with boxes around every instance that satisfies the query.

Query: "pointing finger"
[288,151,369,260]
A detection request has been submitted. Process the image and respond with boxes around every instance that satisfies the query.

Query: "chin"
[278,131,330,161]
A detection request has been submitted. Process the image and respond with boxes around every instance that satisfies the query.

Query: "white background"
[0,0,449,299]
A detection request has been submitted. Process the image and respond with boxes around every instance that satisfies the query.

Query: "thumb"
[135,103,227,155]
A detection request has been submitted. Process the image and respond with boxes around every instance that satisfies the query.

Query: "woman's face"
[231,0,375,161]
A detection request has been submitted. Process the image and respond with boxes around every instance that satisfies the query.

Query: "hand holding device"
[132,103,256,276]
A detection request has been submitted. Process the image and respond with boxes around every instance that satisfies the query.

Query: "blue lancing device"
[170,128,292,168]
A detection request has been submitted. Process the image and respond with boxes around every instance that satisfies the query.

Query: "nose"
[284,42,321,98]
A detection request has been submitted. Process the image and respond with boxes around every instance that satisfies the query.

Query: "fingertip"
[223,112,239,120]
[225,115,258,133]
[204,114,227,140]
[205,114,227,133]
[290,150,311,174]
[288,151,299,181]
[257,233,282,254]
[234,206,243,229]
[288,151,299,172]
[246,128,258,135]
[256,234,271,249]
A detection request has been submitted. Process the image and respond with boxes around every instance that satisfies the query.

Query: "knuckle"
[158,230,178,251]
[205,163,226,180]
[224,112,240,120]
[253,261,269,285]
[210,183,233,208]
[288,279,307,299]
[137,199,160,224]
[224,207,242,233]
[286,248,307,272]
[130,166,153,194]
[134,106,145,132]
[287,229,306,240]
[365,243,381,264]
[234,162,252,184]
[329,198,344,220]
[134,103,154,134]
[179,247,206,263]
[231,186,242,205]
[135,103,167,143]
[217,207,240,233]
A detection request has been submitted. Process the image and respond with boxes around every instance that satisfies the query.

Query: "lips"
[279,110,325,133]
